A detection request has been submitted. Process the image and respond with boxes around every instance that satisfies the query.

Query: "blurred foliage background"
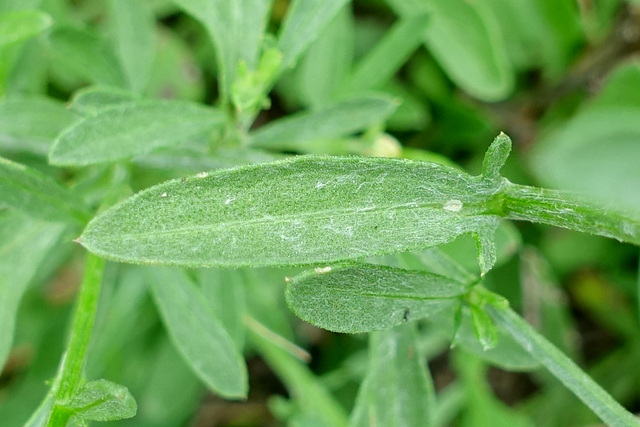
[1,0,640,425]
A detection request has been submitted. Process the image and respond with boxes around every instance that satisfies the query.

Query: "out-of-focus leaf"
[286,264,466,333]
[80,155,503,270]
[0,213,65,372]
[0,97,77,155]
[248,320,349,427]
[0,157,90,223]
[65,379,136,422]
[343,13,428,94]
[249,95,398,151]
[68,85,139,116]
[147,267,248,399]
[277,0,350,73]
[49,100,226,166]
[46,26,127,88]
[0,9,51,48]
[171,0,272,100]
[295,6,354,108]
[108,0,156,93]
[390,0,514,101]
[350,323,435,427]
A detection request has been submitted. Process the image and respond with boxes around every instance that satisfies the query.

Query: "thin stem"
[487,305,640,427]
[502,183,640,246]
[46,253,105,427]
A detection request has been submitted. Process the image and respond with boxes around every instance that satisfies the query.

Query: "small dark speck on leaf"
[403,308,410,322]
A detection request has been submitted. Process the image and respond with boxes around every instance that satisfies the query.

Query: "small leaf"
[350,323,435,427]
[0,156,90,223]
[0,9,52,48]
[46,27,127,88]
[172,0,272,100]
[482,132,512,180]
[147,267,248,399]
[69,85,140,116]
[80,155,503,267]
[277,0,350,73]
[108,0,155,93]
[0,96,77,155]
[0,213,66,371]
[65,379,136,422]
[286,264,467,333]
[249,95,398,151]
[469,305,498,350]
[49,100,226,166]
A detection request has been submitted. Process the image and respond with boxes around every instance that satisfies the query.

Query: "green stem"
[502,183,640,246]
[487,305,640,427]
[46,253,105,427]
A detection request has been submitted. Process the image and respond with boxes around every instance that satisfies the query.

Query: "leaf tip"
[482,132,512,179]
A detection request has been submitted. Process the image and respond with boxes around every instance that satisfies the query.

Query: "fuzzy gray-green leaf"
[286,264,466,333]
[80,155,503,267]
[49,100,226,166]
[66,379,137,422]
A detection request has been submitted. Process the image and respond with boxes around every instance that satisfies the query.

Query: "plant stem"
[487,305,640,427]
[46,253,105,427]
[502,183,640,246]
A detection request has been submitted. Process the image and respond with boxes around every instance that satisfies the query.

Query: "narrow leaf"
[171,0,272,100]
[277,0,349,72]
[469,305,498,350]
[0,213,65,371]
[0,9,51,48]
[80,155,503,267]
[47,27,127,88]
[249,95,399,151]
[343,13,428,94]
[65,379,136,422]
[147,267,248,399]
[488,306,640,427]
[108,0,155,93]
[350,323,435,427]
[0,96,77,155]
[69,85,140,116]
[0,157,90,223]
[49,100,226,166]
[482,132,512,180]
[286,264,466,333]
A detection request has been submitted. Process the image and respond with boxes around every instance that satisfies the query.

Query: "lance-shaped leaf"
[286,264,466,333]
[65,379,137,422]
[147,267,248,399]
[0,9,52,49]
[0,156,90,223]
[49,100,226,166]
[350,323,436,427]
[248,95,399,151]
[80,155,503,269]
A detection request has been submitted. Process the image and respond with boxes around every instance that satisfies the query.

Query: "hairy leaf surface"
[50,100,226,165]
[286,264,467,333]
[80,155,502,267]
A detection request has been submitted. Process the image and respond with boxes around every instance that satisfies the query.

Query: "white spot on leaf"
[196,171,208,178]
[443,199,463,212]
[160,192,167,198]
[314,266,332,274]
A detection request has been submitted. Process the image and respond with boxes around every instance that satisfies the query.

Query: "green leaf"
[0,9,51,48]
[80,155,503,268]
[342,13,428,94]
[350,323,435,427]
[248,320,349,427]
[391,0,514,101]
[277,0,350,72]
[295,6,354,108]
[488,306,640,427]
[68,85,140,116]
[482,132,512,180]
[0,96,77,155]
[108,0,155,93]
[0,213,65,372]
[286,264,466,333]
[0,157,90,223]
[469,305,498,350]
[49,100,226,166]
[147,267,248,399]
[249,95,399,151]
[171,0,272,100]
[46,27,127,88]
[65,379,136,422]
